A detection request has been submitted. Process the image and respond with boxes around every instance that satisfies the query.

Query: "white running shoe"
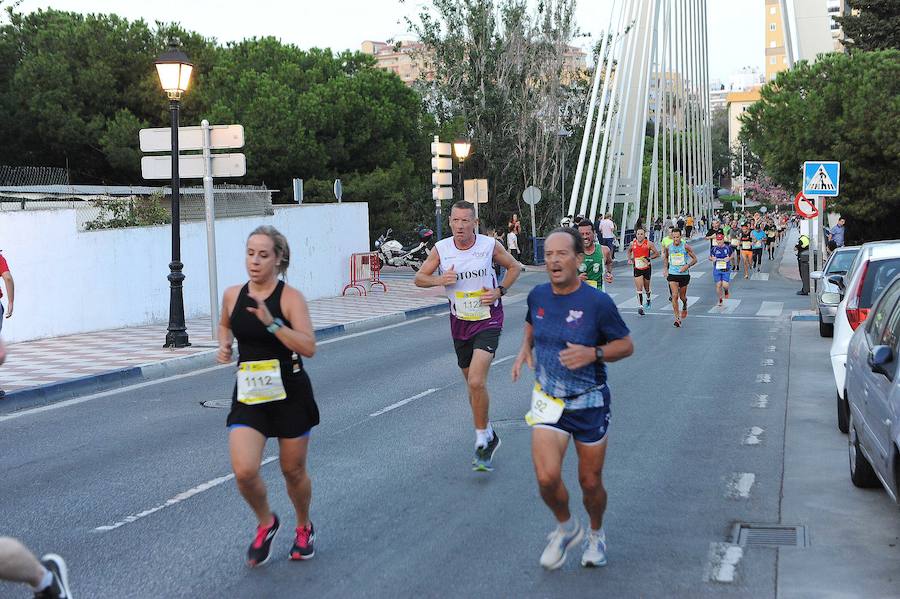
[581,530,608,567]
[540,520,584,570]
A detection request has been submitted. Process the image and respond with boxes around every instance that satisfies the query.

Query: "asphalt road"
[0,237,812,598]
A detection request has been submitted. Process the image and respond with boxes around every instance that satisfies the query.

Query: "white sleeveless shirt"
[436,234,500,323]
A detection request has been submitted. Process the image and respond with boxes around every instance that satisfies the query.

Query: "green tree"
[407,0,582,235]
[740,51,900,239]
[835,0,900,52]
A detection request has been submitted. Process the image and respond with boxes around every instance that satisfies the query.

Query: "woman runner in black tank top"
[217,226,319,566]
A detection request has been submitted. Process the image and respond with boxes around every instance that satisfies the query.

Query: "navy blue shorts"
[536,406,611,444]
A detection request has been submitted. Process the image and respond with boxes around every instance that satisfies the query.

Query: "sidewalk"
[778,319,900,598]
[0,279,447,402]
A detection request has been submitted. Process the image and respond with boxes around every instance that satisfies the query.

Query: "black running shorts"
[453,328,501,369]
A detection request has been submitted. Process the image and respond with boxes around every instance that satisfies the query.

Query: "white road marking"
[707,299,741,314]
[756,301,783,317]
[369,388,438,417]
[704,542,744,583]
[743,426,765,445]
[726,472,756,498]
[0,363,231,424]
[750,272,770,281]
[492,354,516,365]
[756,373,772,383]
[761,359,774,366]
[691,271,707,279]
[766,346,777,353]
[319,317,432,345]
[95,456,279,532]
[753,394,769,408]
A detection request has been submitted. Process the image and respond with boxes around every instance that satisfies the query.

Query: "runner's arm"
[217,285,240,363]
[415,247,456,288]
[601,336,634,362]
[2,271,13,317]
[511,322,534,382]
[649,244,660,259]
[279,287,316,358]
[686,245,698,267]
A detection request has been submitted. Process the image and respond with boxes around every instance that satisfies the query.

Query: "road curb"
[1,300,448,408]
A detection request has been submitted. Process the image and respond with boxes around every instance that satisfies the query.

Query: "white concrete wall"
[0,203,368,342]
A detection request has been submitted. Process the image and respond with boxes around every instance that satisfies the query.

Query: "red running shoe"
[290,522,316,560]
[247,513,279,567]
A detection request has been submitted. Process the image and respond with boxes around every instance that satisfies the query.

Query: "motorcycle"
[374,225,434,271]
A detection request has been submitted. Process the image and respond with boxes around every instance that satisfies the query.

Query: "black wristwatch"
[498,285,507,296]
[595,347,605,362]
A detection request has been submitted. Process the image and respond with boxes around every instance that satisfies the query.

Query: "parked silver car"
[845,274,900,498]
[811,245,860,337]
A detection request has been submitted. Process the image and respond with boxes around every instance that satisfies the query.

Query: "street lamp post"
[155,41,193,348]
[453,137,472,224]
[558,128,572,223]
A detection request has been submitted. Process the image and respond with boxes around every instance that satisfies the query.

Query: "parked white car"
[830,241,900,433]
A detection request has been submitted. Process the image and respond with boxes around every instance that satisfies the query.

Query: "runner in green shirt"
[576,220,613,291]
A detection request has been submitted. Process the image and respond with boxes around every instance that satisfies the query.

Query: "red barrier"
[342,252,388,296]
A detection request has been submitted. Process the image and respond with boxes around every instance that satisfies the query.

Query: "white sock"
[591,527,606,542]
[475,428,488,448]
[32,567,53,592]
[559,517,577,533]
[485,422,494,440]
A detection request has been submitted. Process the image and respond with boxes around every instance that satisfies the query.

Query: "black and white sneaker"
[473,430,501,472]
[34,554,71,599]
[247,513,280,567]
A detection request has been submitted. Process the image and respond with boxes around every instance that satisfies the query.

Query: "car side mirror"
[811,271,823,280]
[827,275,845,290]
[868,345,894,376]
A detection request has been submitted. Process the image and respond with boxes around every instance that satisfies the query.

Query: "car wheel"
[837,391,849,434]
[849,414,880,488]
[819,313,833,337]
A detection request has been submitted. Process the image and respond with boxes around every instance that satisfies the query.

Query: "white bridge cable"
[568,0,617,217]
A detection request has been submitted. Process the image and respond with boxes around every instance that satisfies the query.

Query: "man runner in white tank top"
[416,201,523,471]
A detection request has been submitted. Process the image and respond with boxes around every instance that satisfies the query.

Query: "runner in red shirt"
[626,228,660,316]
[0,252,13,399]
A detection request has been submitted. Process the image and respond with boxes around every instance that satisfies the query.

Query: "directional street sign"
[793,191,818,219]
[140,125,244,152]
[141,153,246,180]
[803,161,840,197]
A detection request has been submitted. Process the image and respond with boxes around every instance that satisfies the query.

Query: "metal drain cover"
[200,399,232,409]
[732,523,808,548]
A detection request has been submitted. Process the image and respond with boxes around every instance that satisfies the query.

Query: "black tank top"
[231,280,300,374]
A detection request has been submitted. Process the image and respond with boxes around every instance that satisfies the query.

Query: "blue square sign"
[803,161,840,197]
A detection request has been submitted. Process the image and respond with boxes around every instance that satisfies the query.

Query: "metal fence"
[0,165,69,187]
[0,184,274,231]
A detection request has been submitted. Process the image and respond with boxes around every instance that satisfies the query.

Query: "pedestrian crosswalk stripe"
[756,301,783,317]
[750,272,770,281]
[691,271,707,279]
[708,299,742,314]
[618,295,699,310]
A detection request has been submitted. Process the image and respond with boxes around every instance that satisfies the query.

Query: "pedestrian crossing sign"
[803,161,840,197]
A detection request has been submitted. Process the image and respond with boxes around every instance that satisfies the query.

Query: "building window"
[770,7,776,14]
[769,23,776,31]
[770,56,777,64]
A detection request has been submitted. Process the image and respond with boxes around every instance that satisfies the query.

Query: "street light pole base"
[164,260,191,348]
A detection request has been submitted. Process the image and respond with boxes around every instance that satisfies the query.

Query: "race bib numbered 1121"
[525,384,566,426]
[237,359,287,405]
[454,290,491,321]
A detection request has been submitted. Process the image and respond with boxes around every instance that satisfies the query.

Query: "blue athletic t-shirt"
[710,245,733,260]
[751,230,766,248]
[525,282,630,410]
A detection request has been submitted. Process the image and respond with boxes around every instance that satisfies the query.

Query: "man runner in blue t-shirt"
[512,228,634,570]
[709,233,734,306]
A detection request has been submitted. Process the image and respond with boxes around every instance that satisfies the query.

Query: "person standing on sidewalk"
[218,226,320,566]
[0,251,14,399]
[506,224,521,262]
[828,217,846,248]
[796,233,811,295]
[416,201,522,472]
[512,228,633,570]
[596,214,617,259]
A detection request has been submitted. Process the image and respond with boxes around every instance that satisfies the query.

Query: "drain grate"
[732,523,808,548]
[200,399,232,409]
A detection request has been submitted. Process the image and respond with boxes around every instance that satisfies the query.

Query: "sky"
[13,0,765,84]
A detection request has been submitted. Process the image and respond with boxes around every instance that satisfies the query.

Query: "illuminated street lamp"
[155,41,193,348]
